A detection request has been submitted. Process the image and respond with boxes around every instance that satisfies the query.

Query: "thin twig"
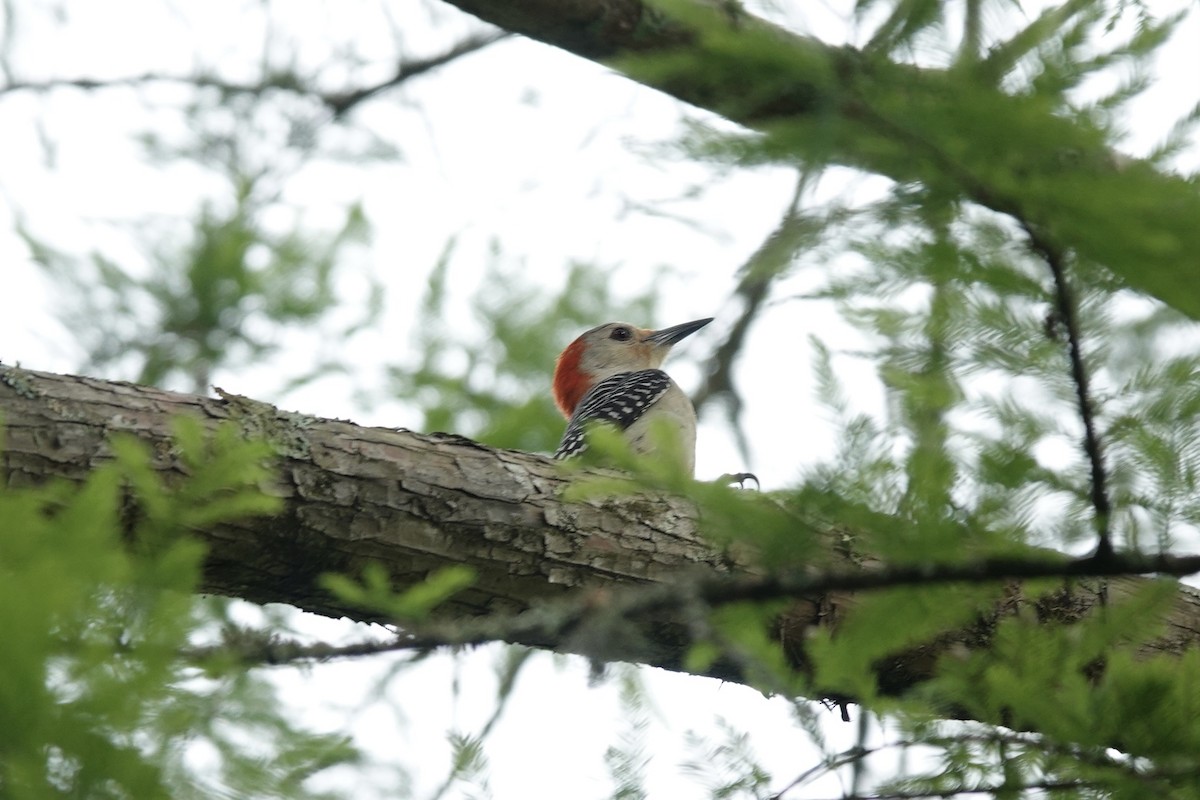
[772,726,1174,799]
[848,96,1115,559]
[693,172,813,461]
[325,31,509,116]
[807,779,1098,799]
[771,743,893,799]
[1023,223,1113,559]
[0,31,508,117]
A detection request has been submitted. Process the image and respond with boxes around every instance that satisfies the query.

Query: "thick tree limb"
[0,365,720,622]
[5,364,1200,699]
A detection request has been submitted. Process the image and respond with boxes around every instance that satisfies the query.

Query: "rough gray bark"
[3,364,1200,695]
[0,364,722,614]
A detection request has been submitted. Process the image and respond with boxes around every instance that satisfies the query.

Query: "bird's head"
[552,317,712,418]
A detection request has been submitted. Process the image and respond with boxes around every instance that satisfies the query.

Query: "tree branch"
[249,549,1200,663]
[324,31,510,116]
[809,781,1102,800]
[434,0,1200,320]
[694,174,813,463]
[0,32,507,116]
[1024,223,1113,558]
[5,365,1200,700]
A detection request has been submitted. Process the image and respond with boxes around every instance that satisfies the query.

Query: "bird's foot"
[717,472,759,490]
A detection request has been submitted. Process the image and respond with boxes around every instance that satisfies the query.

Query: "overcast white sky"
[2,0,1198,797]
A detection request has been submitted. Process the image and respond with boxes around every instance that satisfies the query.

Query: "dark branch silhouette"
[325,31,509,116]
[1024,222,1114,559]
[190,548,1200,670]
[0,31,507,117]
[694,175,814,462]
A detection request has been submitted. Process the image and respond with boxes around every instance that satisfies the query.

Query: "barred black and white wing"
[553,369,672,460]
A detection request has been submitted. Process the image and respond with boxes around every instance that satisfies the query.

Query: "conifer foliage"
[3,0,1200,796]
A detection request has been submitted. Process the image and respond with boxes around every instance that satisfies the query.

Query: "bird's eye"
[610,327,632,342]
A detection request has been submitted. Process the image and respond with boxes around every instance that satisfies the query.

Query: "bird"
[552,317,712,475]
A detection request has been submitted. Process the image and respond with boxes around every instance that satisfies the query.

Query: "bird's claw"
[718,472,759,490]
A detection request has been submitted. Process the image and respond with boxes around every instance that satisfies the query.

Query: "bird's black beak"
[644,317,713,347]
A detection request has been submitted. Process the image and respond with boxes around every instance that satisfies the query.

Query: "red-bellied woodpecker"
[552,317,712,475]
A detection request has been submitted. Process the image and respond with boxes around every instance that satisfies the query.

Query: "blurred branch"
[1023,222,1114,559]
[437,0,694,59]
[693,175,812,462]
[192,546,1200,669]
[2,72,291,97]
[0,31,507,115]
[325,30,510,116]
[770,743,891,800]
[436,0,1200,321]
[808,781,1101,800]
